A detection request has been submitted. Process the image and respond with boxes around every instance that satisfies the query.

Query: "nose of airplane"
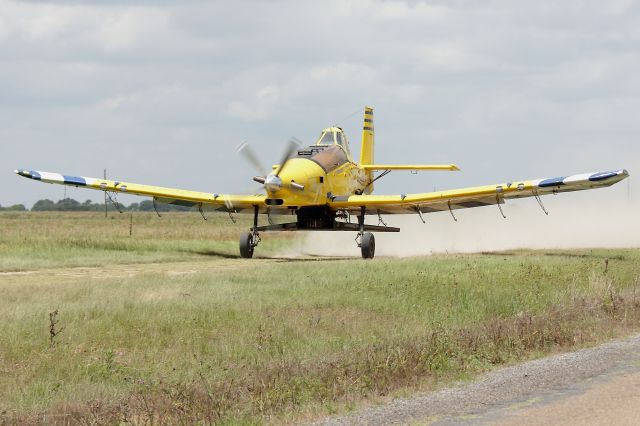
[264,174,283,193]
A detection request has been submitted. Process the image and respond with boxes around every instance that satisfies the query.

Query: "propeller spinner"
[238,139,305,194]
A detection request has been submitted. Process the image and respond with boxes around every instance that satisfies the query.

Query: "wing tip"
[14,169,40,180]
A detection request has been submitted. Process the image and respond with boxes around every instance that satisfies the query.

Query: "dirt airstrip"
[0,256,340,285]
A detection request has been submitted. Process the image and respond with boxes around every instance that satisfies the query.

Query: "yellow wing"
[14,169,266,213]
[329,169,630,215]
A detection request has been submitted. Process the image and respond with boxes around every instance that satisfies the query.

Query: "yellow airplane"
[15,106,629,259]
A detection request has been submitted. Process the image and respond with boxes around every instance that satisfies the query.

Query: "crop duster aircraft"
[15,107,629,259]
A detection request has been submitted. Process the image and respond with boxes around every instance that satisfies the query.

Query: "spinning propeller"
[237,138,305,193]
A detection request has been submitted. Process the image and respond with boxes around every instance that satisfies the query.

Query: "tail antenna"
[333,107,362,127]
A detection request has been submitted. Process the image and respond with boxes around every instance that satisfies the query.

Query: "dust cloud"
[281,190,639,258]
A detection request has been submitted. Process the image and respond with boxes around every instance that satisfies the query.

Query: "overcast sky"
[1,0,638,207]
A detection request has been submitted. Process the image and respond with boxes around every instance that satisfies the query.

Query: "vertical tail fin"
[360,106,374,164]
[360,106,375,193]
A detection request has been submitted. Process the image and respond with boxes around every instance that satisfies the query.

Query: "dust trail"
[282,193,639,258]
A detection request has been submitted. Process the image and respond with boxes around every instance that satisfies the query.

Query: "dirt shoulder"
[492,370,640,426]
[316,333,640,425]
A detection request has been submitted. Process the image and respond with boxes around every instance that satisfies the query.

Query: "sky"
[1,0,638,208]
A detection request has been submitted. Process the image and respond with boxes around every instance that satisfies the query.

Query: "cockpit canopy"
[315,127,350,152]
[294,127,351,173]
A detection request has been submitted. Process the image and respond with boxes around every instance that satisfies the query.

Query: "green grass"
[0,212,639,424]
[0,211,293,271]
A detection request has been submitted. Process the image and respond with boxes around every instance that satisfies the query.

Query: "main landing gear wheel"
[239,232,255,258]
[361,232,375,259]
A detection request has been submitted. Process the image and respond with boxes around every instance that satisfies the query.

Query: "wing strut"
[497,194,506,219]
[360,169,391,194]
[198,203,208,221]
[534,192,549,215]
[152,197,162,217]
[224,200,237,223]
[415,207,426,224]
[105,191,123,214]
[447,200,458,222]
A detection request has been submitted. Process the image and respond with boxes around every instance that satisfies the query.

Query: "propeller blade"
[274,138,301,177]
[288,181,304,191]
[237,142,268,177]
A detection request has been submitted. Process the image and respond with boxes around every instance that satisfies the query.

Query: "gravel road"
[315,333,640,425]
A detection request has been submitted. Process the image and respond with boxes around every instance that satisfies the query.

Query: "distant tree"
[135,200,190,212]
[172,204,192,212]
[84,200,104,211]
[56,198,82,211]
[32,199,56,211]
[26,197,193,212]
[5,204,27,211]
[138,200,156,211]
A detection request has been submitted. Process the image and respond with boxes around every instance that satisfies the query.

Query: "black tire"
[239,232,254,258]
[361,232,375,259]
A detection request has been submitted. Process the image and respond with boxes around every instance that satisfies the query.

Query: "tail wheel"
[239,232,255,258]
[361,232,375,259]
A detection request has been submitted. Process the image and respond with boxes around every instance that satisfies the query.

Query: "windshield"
[317,131,334,145]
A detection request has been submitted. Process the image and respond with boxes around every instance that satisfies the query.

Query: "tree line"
[0,198,191,212]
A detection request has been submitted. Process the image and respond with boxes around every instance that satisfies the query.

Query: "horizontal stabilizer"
[362,164,460,171]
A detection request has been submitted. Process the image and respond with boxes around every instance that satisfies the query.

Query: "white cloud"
[367,0,449,22]
[1,0,638,206]
[97,7,172,52]
[227,85,282,121]
[0,1,75,41]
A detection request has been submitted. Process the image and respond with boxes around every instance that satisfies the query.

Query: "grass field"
[1,211,639,424]
[0,211,292,271]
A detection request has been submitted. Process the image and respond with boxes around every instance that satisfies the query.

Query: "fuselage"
[263,127,369,207]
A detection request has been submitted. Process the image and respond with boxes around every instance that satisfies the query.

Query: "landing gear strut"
[356,206,376,259]
[240,206,261,258]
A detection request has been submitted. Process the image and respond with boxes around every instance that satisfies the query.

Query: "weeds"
[48,310,64,348]
[15,286,640,425]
